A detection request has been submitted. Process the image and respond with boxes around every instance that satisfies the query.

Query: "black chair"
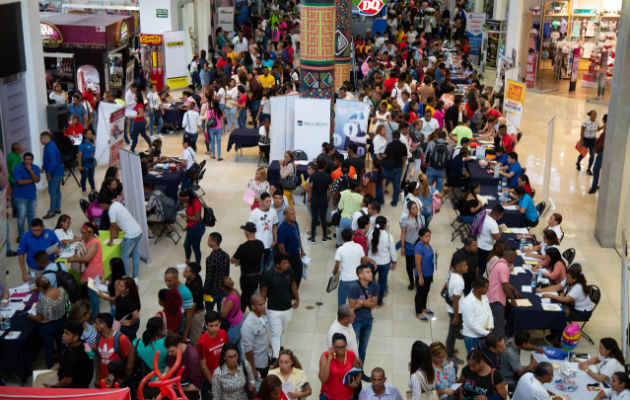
[531,188,536,198]
[575,285,601,344]
[198,159,207,171]
[151,214,182,245]
[193,169,206,196]
[293,150,308,161]
[88,191,99,204]
[536,201,546,215]
[562,248,576,267]
[79,199,90,217]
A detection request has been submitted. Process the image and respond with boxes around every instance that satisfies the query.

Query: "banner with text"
[294,98,331,161]
[503,80,526,129]
[95,102,125,166]
[465,12,486,57]
[333,100,371,157]
[270,95,299,162]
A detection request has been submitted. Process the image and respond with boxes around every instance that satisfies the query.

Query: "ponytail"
[371,216,387,254]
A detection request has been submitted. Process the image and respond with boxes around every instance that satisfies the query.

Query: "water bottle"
[531,274,537,289]
[520,238,526,249]
[497,181,502,195]
[537,270,543,283]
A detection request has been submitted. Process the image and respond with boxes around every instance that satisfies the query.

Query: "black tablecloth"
[227,128,260,152]
[143,168,183,202]
[267,160,309,184]
[506,264,567,336]
[479,185,524,227]
[162,107,185,126]
[468,160,500,186]
[0,312,41,381]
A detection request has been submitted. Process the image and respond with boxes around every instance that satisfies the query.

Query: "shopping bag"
[575,141,588,157]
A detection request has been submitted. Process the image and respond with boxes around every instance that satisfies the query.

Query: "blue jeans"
[337,280,354,307]
[591,152,603,190]
[121,319,140,341]
[39,318,65,368]
[121,234,142,278]
[227,319,243,350]
[422,208,432,228]
[459,215,475,223]
[181,173,193,192]
[261,248,274,273]
[184,222,205,263]
[426,166,446,192]
[201,380,212,400]
[124,119,133,144]
[464,336,483,353]
[224,107,237,131]
[47,174,63,213]
[248,99,261,129]
[147,108,163,136]
[15,197,37,236]
[209,128,222,157]
[5,222,12,253]
[88,287,100,319]
[131,120,151,152]
[352,318,373,363]
[205,292,224,314]
[238,109,247,128]
[384,167,402,206]
[80,165,95,192]
[336,217,353,246]
[375,263,391,305]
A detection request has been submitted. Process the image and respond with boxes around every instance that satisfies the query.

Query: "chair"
[293,150,308,161]
[531,188,536,198]
[88,191,99,204]
[193,169,206,196]
[574,285,601,344]
[79,199,90,218]
[536,201,546,215]
[562,248,576,267]
[197,159,207,171]
[152,215,182,245]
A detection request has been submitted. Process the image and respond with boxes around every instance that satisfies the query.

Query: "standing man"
[232,222,264,312]
[451,236,479,295]
[277,208,305,287]
[248,192,278,272]
[327,304,359,356]
[184,262,205,347]
[307,159,333,243]
[204,232,230,312]
[260,254,300,360]
[17,218,61,282]
[98,193,143,279]
[241,293,270,379]
[248,70,263,129]
[425,131,451,192]
[445,254,468,363]
[40,131,65,219]
[381,130,408,207]
[348,264,379,364]
[182,102,202,152]
[124,84,138,145]
[94,313,131,382]
[7,142,23,217]
[146,84,163,136]
[45,321,93,388]
[487,249,519,337]
[444,95,462,133]
[461,277,493,353]
[67,94,88,127]
[359,367,403,400]
[333,229,373,307]
[164,267,194,341]
[13,152,41,237]
[196,311,228,400]
[477,205,504,277]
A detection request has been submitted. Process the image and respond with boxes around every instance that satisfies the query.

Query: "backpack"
[440,272,453,306]
[471,209,488,237]
[281,47,291,64]
[202,200,217,227]
[96,331,124,361]
[44,263,82,302]
[429,141,449,169]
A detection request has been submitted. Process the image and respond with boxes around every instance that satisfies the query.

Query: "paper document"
[4,331,22,340]
[533,352,550,363]
[32,369,59,388]
[514,298,532,307]
[511,266,525,275]
[521,285,532,293]
[9,283,31,295]
[87,278,99,293]
[541,298,551,303]
[524,260,538,265]
[450,383,462,390]
[503,205,518,210]
[28,303,37,316]
[503,228,513,233]
[511,228,530,234]
[242,188,256,206]
[112,238,123,245]
[541,303,563,312]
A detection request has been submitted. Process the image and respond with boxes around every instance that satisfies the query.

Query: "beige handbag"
[416,371,439,400]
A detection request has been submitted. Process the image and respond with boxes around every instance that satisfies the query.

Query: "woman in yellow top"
[268,349,312,399]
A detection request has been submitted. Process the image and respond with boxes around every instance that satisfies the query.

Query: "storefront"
[40,12,136,98]
[518,0,621,98]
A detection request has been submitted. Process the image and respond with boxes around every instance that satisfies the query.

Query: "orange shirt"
[331,166,357,181]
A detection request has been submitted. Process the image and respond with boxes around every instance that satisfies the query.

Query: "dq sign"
[356,0,386,16]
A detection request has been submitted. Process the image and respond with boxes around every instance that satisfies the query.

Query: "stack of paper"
[521,285,533,293]
[541,303,563,312]
[515,298,532,307]
[511,266,526,275]
[511,228,530,234]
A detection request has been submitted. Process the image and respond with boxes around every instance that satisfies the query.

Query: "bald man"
[241,293,270,378]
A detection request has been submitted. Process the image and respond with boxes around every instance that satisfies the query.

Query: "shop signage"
[465,12,486,57]
[525,52,537,88]
[156,8,168,18]
[504,80,526,129]
[218,7,235,33]
[139,34,162,45]
[117,20,130,45]
[165,41,184,47]
[354,0,386,16]
[41,21,63,47]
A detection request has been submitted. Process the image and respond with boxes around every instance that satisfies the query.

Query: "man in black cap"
[232,222,265,311]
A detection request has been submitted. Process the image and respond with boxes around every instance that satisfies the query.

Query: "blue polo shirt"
[78,141,96,168]
[12,163,41,199]
[277,221,301,254]
[507,161,523,187]
[496,154,508,166]
[414,241,435,277]
[17,229,61,270]
[67,103,87,122]
[518,194,539,222]
[43,141,65,177]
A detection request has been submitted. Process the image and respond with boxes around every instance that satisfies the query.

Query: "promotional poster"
[333,99,370,157]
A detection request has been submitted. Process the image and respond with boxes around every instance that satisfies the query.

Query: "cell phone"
[587,383,600,391]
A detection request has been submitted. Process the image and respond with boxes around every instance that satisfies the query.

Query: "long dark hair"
[142,317,164,346]
[108,257,125,296]
[566,266,588,296]
[543,230,560,246]
[601,338,625,366]
[211,99,223,119]
[158,288,183,333]
[121,276,141,311]
[370,216,388,254]
[410,340,435,384]
[54,214,71,230]
[612,371,630,390]
[257,375,282,400]
[546,247,565,273]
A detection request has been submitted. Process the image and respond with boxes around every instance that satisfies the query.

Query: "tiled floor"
[3,91,620,393]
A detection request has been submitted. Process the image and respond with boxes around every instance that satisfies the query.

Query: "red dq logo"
[357,0,385,16]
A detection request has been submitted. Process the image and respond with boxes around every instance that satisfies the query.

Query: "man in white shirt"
[241,293,270,378]
[327,304,359,356]
[248,192,278,272]
[446,254,468,362]
[512,363,557,400]
[461,277,493,353]
[350,198,370,231]
[418,110,440,142]
[182,103,201,152]
[477,205,504,277]
[359,367,403,400]
[333,229,374,306]
[98,193,143,279]
[232,31,249,53]
[124,84,138,144]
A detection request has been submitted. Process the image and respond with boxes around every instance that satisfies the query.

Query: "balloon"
[561,323,581,351]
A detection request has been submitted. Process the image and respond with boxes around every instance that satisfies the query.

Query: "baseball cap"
[240,222,257,233]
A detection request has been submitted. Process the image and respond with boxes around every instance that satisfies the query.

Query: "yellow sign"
[165,41,184,47]
[505,80,526,104]
[167,76,188,89]
[139,34,163,45]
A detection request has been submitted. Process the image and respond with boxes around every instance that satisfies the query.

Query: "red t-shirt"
[383,77,398,94]
[196,329,228,375]
[217,58,227,69]
[186,198,203,227]
[97,333,131,380]
[64,122,84,136]
[238,93,248,109]
[133,103,145,122]
[501,133,514,153]
[353,230,368,254]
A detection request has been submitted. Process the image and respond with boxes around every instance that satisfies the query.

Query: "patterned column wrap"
[299,0,336,99]
[334,0,352,90]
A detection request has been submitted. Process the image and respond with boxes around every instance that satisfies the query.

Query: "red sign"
[357,0,385,16]
[110,108,125,123]
[525,52,538,88]
[41,21,63,47]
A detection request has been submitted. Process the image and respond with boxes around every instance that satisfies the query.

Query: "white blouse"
[54,228,74,243]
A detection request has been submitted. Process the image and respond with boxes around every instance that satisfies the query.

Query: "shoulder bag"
[415,371,439,400]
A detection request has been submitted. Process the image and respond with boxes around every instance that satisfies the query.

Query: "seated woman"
[53,214,80,247]
[458,182,482,223]
[532,247,567,285]
[459,349,507,400]
[537,266,593,321]
[547,213,564,241]
[578,338,625,386]
[63,114,84,137]
[508,187,539,228]
[594,371,630,400]
[522,230,560,260]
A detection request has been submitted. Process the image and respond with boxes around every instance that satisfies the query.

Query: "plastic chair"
[193,169,206,196]
[536,201,546,215]
[576,285,601,344]
[562,248,576,267]
[293,150,308,161]
[79,199,90,218]
[88,191,99,204]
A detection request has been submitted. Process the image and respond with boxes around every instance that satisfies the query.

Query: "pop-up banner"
[293,98,331,161]
[95,102,125,166]
[270,94,298,162]
[503,80,526,129]
[333,99,370,157]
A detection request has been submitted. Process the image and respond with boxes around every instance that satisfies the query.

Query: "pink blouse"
[82,236,103,283]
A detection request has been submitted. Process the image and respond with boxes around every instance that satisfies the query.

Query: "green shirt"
[338,190,364,219]
[7,152,21,183]
[452,125,473,145]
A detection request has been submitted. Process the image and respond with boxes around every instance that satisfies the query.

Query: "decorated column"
[299,0,336,98]
[334,0,352,90]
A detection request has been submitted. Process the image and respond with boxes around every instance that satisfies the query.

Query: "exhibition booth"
[40,12,136,98]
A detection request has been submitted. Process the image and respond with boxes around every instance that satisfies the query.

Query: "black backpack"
[202,202,216,227]
[440,272,453,306]
[430,142,449,169]
[45,263,82,302]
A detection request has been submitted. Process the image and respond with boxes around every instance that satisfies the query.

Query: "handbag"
[326,271,340,292]
[575,141,588,157]
[416,371,439,400]
[207,110,218,128]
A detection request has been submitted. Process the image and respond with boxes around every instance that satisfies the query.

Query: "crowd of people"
[0,0,619,399]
